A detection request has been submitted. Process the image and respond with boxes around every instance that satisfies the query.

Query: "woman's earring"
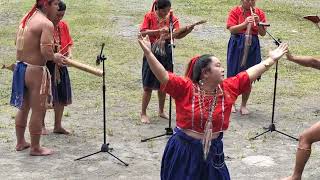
[199,79,204,86]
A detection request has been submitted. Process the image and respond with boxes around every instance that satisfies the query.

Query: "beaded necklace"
[52,25,62,84]
[191,84,225,159]
[53,25,61,53]
[155,11,168,29]
[191,84,224,130]
[197,85,217,129]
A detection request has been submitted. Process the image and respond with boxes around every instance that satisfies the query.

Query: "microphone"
[258,22,270,27]
[96,43,106,65]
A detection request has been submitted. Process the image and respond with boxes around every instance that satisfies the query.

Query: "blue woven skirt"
[10,61,27,109]
[161,128,230,180]
[142,41,173,90]
[46,61,72,106]
[227,34,262,78]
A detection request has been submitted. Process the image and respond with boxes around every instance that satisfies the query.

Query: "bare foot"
[240,106,250,115]
[30,147,53,156]
[159,112,169,120]
[232,104,237,113]
[280,176,300,180]
[280,176,293,180]
[141,114,150,124]
[53,127,70,135]
[41,127,49,135]
[16,142,31,151]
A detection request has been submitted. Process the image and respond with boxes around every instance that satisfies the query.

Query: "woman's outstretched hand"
[138,33,152,55]
[247,43,289,82]
[268,43,289,61]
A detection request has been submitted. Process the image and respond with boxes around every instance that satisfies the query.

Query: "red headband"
[21,0,49,28]
[185,56,201,79]
[151,0,157,12]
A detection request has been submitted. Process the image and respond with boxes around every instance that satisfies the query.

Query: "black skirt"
[46,61,72,106]
[142,41,173,90]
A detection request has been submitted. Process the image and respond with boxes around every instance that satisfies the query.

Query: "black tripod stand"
[141,12,175,142]
[75,43,129,166]
[250,26,298,141]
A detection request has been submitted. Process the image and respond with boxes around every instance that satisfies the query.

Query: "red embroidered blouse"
[161,71,251,133]
[140,11,180,43]
[226,6,266,35]
[56,20,73,55]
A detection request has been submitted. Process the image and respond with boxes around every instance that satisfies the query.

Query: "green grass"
[0,0,319,117]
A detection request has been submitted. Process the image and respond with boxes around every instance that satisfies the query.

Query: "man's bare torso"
[16,11,54,66]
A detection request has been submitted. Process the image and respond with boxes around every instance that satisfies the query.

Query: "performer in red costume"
[42,0,73,135]
[138,33,288,179]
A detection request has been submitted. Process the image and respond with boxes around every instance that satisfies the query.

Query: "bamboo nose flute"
[303,15,320,31]
[240,6,255,68]
[1,59,103,77]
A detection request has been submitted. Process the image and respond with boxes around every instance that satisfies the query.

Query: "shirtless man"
[11,0,66,156]
[281,53,320,180]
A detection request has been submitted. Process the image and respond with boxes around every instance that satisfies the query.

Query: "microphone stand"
[250,24,298,141]
[141,13,175,142]
[75,43,129,166]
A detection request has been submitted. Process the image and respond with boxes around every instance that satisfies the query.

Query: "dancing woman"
[138,34,288,179]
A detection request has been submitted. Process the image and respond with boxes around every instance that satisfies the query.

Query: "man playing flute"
[12,0,66,156]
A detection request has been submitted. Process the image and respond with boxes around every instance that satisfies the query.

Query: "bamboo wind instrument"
[250,7,256,27]
[1,63,15,71]
[240,8,254,67]
[151,20,207,56]
[303,15,320,31]
[172,20,207,38]
[65,58,103,77]
[1,59,103,77]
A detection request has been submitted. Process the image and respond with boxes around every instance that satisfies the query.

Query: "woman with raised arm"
[138,34,288,179]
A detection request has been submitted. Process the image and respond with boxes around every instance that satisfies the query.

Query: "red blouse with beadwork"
[54,20,73,55]
[160,71,251,133]
[226,6,267,35]
[140,11,180,43]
